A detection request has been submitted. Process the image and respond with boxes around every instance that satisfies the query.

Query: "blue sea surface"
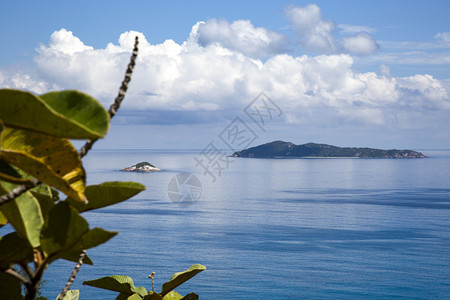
[37,149,450,299]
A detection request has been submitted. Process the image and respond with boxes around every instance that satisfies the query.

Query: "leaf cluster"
[1,39,205,299]
[83,264,206,300]
[0,89,147,299]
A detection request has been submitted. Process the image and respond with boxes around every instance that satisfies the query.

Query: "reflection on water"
[38,149,450,299]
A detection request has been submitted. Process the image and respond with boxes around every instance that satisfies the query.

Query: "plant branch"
[0,178,40,206]
[0,36,139,206]
[78,36,139,158]
[32,254,52,286]
[62,37,138,297]
[57,250,87,300]
[3,268,29,286]
[18,262,34,281]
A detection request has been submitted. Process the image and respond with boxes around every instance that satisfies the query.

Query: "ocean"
[37,149,450,299]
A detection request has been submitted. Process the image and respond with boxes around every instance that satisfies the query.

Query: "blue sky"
[1,0,449,150]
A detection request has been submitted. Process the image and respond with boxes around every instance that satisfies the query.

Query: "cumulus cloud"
[42,28,93,55]
[0,69,58,94]
[1,24,448,130]
[285,4,336,53]
[340,32,379,56]
[34,29,134,99]
[285,4,379,56]
[194,19,288,58]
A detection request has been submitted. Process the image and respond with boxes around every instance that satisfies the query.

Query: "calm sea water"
[38,149,450,299]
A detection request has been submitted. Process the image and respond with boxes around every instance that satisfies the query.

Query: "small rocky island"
[120,162,161,172]
[232,141,428,158]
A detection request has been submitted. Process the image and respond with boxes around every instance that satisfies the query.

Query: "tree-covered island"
[232,141,428,158]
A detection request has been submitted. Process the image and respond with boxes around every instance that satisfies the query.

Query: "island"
[231,141,428,158]
[120,162,162,172]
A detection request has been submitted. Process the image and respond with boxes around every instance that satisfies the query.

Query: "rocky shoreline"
[120,162,161,172]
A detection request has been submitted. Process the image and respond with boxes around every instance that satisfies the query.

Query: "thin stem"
[78,36,139,158]
[59,37,139,298]
[4,268,29,285]
[23,252,55,299]
[0,178,40,206]
[18,262,34,281]
[152,276,155,293]
[149,271,155,293]
[57,250,86,300]
[0,36,139,206]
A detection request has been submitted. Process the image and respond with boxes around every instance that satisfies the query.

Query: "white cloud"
[435,32,450,44]
[285,4,379,56]
[1,26,448,131]
[372,32,450,66]
[397,74,449,104]
[338,24,376,35]
[366,49,450,66]
[285,4,336,53]
[41,28,93,55]
[341,32,379,56]
[379,64,391,77]
[194,19,288,58]
[0,69,58,94]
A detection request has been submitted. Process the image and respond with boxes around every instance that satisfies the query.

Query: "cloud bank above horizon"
[0,4,449,135]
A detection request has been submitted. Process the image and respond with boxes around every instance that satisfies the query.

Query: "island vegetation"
[232,140,428,158]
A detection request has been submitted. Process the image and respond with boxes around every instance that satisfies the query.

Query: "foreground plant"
[83,264,206,299]
[0,37,205,299]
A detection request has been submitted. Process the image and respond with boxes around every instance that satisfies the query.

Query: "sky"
[1,0,449,150]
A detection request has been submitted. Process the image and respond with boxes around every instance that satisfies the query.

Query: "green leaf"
[0,271,22,300]
[79,227,118,249]
[161,265,206,297]
[116,292,130,300]
[56,289,80,300]
[116,293,145,300]
[83,275,138,294]
[180,293,199,300]
[0,89,109,139]
[136,287,148,297]
[0,172,31,184]
[40,204,116,263]
[32,184,59,201]
[0,159,32,184]
[145,291,186,300]
[40,90,109,139]
[31,191,56,221]
[31,184,59,220]
[40,202,89,257]
[162,291,183,300]
[0,125,87,202]
[0,181,44,247]
[142,293,162,300]
[55,227,115,266]
[127,293,144,300]
[0,232,34,264]
[58,250,93,265]
[0,210,7,227]
[67,182,146,213]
